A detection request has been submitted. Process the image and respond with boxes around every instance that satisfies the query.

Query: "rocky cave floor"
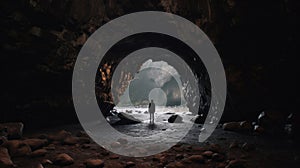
[1,122,299,168]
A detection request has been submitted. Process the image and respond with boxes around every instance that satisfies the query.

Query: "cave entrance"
[95,33,211,123]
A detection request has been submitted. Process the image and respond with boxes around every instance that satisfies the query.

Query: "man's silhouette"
[149,99,155,125]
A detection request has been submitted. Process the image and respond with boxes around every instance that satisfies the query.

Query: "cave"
[0,0,299,167]
[95,32,211,118]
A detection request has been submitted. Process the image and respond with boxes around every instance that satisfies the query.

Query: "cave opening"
[95,32,212,125]
[115,59,187,108]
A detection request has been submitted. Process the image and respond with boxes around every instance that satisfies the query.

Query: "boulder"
[222,121,252,132]
[113,112,141,125]
[222,122,241,132]
[168,115,183,123]
[48,130,71,142]
[85,159,104,168]
[23,139,48,150]
[53,153,74,166]
[63,137,79,145]
[0,147,15,168]
[191,115,205,124]
[187,155,204,163]
[226,159,246,168]
[2,140,31,157]
[30,149,47,157]
[202,151,213,158]
[0,122,24,139]
[0,136,8,145]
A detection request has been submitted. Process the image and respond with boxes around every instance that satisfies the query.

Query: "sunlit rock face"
[0,0,298,127]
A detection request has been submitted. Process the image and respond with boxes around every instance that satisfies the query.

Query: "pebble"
[254,125,264,134]
[222,122,241,131]
[109,154,119,159]
[0,122,24,139]
[35,163,44,168]
[188,155,205,163]
[165,161,185,168]
[48,130,71,141]
[0,147,15,167]
[175,154,184,160]
[125,161,135,167]
[23,138,48,150]
[30,149,47,157]
[117,138,128,145]
[41,159,53,165]
[85,159,104,168]
[212,153,225,162]
[53,153,74,166]
[63,137,79,145]
[3,140,31,157]
[110,142,121,148]
[226,159,246,168]
[202,151,214,158]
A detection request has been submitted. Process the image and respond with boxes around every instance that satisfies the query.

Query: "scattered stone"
[3,140,31,157]
[175,154,184,160]
[188,155,205,163]
[208,143,221,153]
[110,142,121,148]
[104,161,123,168]
[125,161,135,167]
[165,161,185,168]
[117,138,128,145]
[53,153,74,166]
[41,159,53,165]
[212,153,225,162]
[226,159,246,168]
[0,136,8,145]
[217,162,227,168]
[30,149,47,157]
[63,137,79,145]
[168,115,183,123]
[191,115,205,124]
[48,130,71,141]
[82,144,91,149]
[0,122,24,139]
[241,143,255,151]
[109,154,119,159]
[253,125,264,134]
[0,147,15,167]
[85,159,104,168]
[23,139,48,150]
[43,146,55,151]
[222,122,240,131]
[202,151,214,158]
[35,163,44,168]
[239,121,252,132]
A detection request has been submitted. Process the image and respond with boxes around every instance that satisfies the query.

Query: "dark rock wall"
[0,0,299,127]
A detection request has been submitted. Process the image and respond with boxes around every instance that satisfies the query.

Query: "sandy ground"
[16,110,299,168]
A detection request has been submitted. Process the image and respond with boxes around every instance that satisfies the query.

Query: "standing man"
[149,99,156,125]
